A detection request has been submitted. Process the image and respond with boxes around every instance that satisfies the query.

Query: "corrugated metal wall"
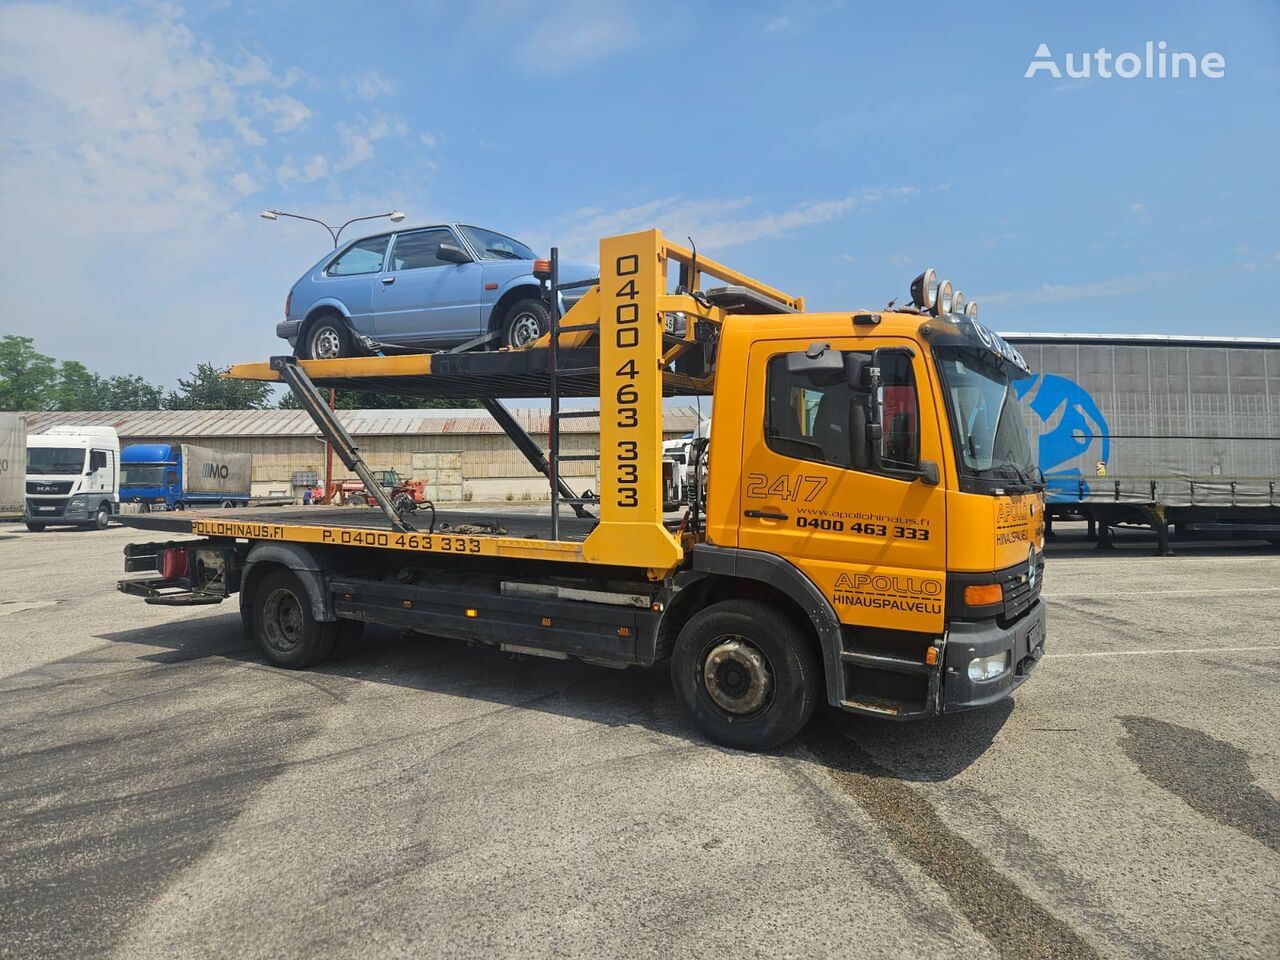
[1011,340,1280,506]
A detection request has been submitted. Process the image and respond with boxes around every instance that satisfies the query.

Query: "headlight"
[934,279,954,316]
[68,497,86,508]
[951,290,965,316]
[963,300,979,320]
[910,268,938,309]
[968,651,1010,682]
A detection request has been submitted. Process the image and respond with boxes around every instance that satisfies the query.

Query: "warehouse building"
[24,407,704,502]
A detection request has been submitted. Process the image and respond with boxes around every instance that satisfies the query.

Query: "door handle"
[380,276,395,285]
[744,509,789,520]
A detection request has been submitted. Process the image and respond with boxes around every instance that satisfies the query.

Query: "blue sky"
[0,0,1276,386]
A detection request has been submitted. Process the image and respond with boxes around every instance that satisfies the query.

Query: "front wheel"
[671,599,822,751]
[251,569,336,669]
[500,298,551,349]
[92,504,110,530]
[25,522,46,532]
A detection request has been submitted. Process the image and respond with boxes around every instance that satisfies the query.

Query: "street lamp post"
[259,208,407,248]
[261,207,406,503]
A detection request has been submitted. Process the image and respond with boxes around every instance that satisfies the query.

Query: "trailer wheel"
[252,568,336,669]
[671,600,821,751]
[501,298,551,349]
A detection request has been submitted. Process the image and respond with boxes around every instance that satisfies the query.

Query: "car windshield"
[121,464,165,486]
[933,345,1037,489]
[28,447,86,475]
[459,225,536,261]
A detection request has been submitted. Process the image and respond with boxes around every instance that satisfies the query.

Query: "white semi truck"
[24,425,120,531]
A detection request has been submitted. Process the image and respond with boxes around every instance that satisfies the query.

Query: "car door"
[373,228,483,343]
[736,336,949,636]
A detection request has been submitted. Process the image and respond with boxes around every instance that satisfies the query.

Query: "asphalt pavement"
[1,520,1277,959]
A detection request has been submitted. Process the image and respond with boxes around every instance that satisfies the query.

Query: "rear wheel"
[221,500,235,509]
[252,569,336,669]
[671,599,821,751]
[500,298,551,349]
[302,315,351,360]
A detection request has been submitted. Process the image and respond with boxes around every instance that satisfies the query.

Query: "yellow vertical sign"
[584,230,682,573]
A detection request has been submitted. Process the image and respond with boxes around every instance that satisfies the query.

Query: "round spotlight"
[935,279,954,316]
[951,291,966,316]
[964,300,979,320]
[910,268,939,310]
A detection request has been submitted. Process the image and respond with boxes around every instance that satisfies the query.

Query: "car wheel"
[302,315,351,360]
[25,522,46,532]
[93,504,111,530]
[671,599,821,751]
[252,569,337,669]
[501,298,551,349]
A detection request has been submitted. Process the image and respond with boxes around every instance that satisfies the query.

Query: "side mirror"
[437,242,472,264]
[919,460,940,485]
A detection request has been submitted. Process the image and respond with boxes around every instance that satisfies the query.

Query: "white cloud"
[256,93,312,132]
[419,131,440,149]
[349,69,396,100]
[335,116,409,171]
[229,171,259,195]
[979,273,1165,306]
[508,0,637,73]
[303,155,329,181]
[539,188,918,259]
[763,16,795,33]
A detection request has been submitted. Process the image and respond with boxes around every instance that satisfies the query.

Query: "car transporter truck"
[115,230,1046,750]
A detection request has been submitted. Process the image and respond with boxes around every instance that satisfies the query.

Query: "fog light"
[968,652,1010,682]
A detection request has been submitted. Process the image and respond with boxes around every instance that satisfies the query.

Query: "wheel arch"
[659,545,846,706]
[300,304,355,349]
[487,282,544,337]
[239,541,334,630]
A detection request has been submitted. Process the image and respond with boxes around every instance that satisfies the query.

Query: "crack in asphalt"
[802,729,1101,960]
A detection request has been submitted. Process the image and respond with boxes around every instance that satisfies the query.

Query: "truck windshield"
[121,464,165,486]
[27,447,86,475]
[933,345,1037,492]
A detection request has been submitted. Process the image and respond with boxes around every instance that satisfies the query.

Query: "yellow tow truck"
[117,230,1046,749]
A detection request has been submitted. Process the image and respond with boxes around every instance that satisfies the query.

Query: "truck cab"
[121,443,253,511]
[25,426,120,530]
[121,444,182,511]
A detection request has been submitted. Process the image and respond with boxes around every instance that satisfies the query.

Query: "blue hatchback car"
[278,223,598,358]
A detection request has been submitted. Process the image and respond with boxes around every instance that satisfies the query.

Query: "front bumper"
[26,497,94,522]
[941,599,1046,713]
[276,319,302,346]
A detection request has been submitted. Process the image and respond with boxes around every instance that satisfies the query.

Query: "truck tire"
[501,298,551,349]
[92,503,110,530]
[251,568,337,669]
[671,599,821,751]
[222,500,235,509]
[25,522,45,532]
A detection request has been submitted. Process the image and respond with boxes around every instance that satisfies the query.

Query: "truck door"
[374,227,482,343]
[737,338,949,635]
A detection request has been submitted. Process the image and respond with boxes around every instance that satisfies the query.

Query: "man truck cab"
[25,426,120,531]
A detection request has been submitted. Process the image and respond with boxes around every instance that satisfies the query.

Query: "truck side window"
[765,350,919,475]
[166,471,179,485]
[89,450,106,471]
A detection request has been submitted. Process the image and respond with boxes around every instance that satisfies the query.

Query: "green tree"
[0,335,58,410]
[100,375,165,410]
[50,360,105,411]
[166,362,273,410]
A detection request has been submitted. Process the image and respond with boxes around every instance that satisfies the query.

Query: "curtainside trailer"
[1006,334,1280,551]
[115,231,1047,750]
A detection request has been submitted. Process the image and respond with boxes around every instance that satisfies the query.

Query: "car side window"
[327,236,390,277]
[389,229,456,271]
[765,349,920,475]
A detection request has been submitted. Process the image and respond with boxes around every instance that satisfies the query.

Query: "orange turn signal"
[924,647,939,666]
[533,259,552,280]
[465,608,478,618]
[964,583,1003,606]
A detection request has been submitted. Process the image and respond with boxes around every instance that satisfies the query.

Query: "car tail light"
[160,547,189,580]
[285,290,292,318]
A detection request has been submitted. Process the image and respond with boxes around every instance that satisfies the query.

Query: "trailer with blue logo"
[1005,333,1280,551]
[120,443,253,511]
